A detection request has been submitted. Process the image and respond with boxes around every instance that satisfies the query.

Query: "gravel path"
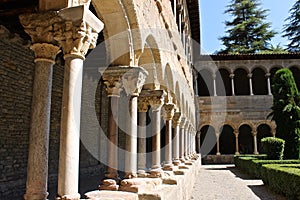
[190,164,287,200]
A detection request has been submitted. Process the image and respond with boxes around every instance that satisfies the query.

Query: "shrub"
[261,164,300,199]
[261,137,285,160]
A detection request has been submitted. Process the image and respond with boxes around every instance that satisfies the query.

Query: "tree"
[282,0,300,52]
[269,68,300,159]
[219,0,276,54]
[259,43,289,54]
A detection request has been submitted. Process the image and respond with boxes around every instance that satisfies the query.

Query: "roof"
[198,53,300,61]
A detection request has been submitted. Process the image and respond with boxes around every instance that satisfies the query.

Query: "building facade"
[0,0,201,199]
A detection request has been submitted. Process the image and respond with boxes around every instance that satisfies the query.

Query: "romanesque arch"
[198,69,213,96]
[216,68,231,96]
[257,123,272,153]
[238,124,253,154]
[290,66,300,90]
[200,125,217,155]
[252,67,268,95]
[219,125,235,154]
[234,68,250,96]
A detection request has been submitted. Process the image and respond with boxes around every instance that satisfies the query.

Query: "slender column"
[234,131,239,155]
[266,73,272,95]
[56,8,103,199]
[179,117,186,162]
[20,12,61,200]
[172,113,181,165]
[148,91,166,176]
[213,74,217,96]
[122,68,148,179]
[163,104,175,171]
[252,131,259,154]
[230,73,235,96]
[178,8,182,35]
[137,99,148,175]
[216,131,221,155]
[248,73,254,96]
[184,122,190,159]
[197,131,201,153]
[173,0,177,21]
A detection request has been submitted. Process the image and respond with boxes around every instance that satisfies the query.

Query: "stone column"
[137,98,148,176]
[56,6,103,199]
[213,74,217,96]
[162,104,175,171]
[248,73,254,96]
[216,131,221,155]
[234,131,239,155]
[230,73,235,96]
[122,67,148,179]
[197,131,201,154]
[184,122,190,159]
[172,113,181,165]
[20,12,61,200]
[252,131,259,154]
[148,90,166,177]
[266,73,272,95]
[179,117,186,162]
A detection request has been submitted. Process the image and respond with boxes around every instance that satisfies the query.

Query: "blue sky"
[199,0,296,54]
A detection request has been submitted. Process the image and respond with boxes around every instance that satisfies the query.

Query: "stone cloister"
[0,0,201,199]
[195,54,300,157]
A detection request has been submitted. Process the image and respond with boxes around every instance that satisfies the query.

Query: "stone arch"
[238,124,253,154]
[289,66,300,90]
[92,0,143,66]
[234,68,250,95]
[219,125,235,154]
[138,35,163,90]
[198,69,213,96]
[252,67,268,95]
[270,66,281,93]
[256,123,272,153]
[163,64,174,93]
[200,125,217,155]
[216,68,231,96]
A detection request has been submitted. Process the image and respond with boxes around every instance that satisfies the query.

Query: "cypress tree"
[282,0,300,52]
[269,68,300,159]
[219,0,276,54]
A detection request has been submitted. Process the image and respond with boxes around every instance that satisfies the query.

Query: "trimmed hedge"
[261,137,285,160]
[234,155,300,178]
[261,164,300,200]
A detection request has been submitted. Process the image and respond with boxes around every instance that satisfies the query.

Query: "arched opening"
[234,68,250,95]
[257,124,272,153]
[290,66,300,90]
[216,68,232,96]
[198,69,213,96]
[200,125,217,155]
[219,125,235,154]
[252,67,268,95]
[238,125,253,154]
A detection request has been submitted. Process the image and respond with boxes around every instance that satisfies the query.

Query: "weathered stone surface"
[85,190,138,200]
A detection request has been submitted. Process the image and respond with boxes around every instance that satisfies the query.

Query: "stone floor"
[190,164,287,200]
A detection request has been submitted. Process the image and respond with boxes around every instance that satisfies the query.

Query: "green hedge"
[261,164,300,200]
[234,155,300,178]
[261,137,285,160]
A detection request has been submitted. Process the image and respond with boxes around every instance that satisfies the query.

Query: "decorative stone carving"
[138,97,149,113]
[172,112,182,127]
[30,43,61,64]
[102,75,123,97]
[147,90,167,111]
[163,104,175,120]
[122,67,148,96]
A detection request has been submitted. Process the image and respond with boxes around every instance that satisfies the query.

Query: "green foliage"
[259,44,289,54]
[269,68,300,159]
[261,137,285,160]
[234,155,300,178]
[219,0,276,54]
[283,0,300,52]
[261,164,300,199]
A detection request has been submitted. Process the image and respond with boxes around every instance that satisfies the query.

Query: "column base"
[162,163,174,171]
[98,179,119,191]
[55,193,80,200]
[24,192,48,200]
[149,168,163,178]
[137,169,149,178]
[124,172,138,179]
[173,159,181,166]
[216,152,221,156]
[235,152,240,155]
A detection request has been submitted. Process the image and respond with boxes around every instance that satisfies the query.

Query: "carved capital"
[163,104,175,120]
[147,90,167,112]
[247,73,253,78]
[102,75,122,97]
[122,67,148,96]
[19,12,62,44]
[30,43,61,64]
[57,6,103,59]
[138,97,149,113]
[172,112,182,127]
